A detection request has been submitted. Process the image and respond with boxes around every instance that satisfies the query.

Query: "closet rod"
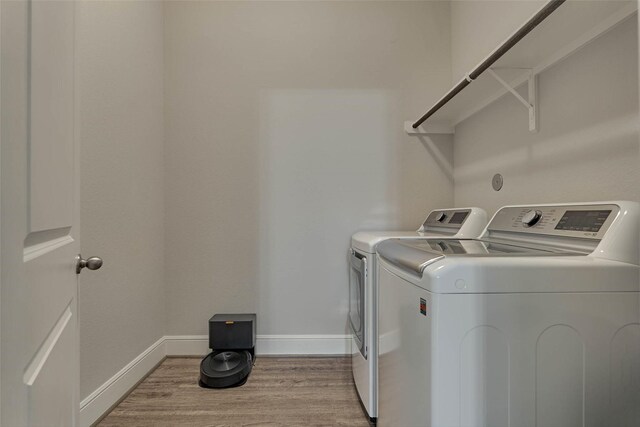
[412,0,566,129]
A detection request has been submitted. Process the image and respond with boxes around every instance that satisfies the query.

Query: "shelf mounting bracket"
[487,68,538,132]
[404,121,454,135]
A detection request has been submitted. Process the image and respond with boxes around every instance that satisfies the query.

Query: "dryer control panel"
[487,204,619,240]
[419,209,471,230]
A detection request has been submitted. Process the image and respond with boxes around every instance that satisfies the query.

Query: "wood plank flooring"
[98,357,371,427]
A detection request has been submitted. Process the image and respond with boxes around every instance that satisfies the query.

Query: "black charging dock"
[199,313,256,389]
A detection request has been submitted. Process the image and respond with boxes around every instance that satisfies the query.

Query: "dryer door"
[349,250,367,358]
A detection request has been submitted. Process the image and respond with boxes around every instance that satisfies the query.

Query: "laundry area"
[1,1,639,426]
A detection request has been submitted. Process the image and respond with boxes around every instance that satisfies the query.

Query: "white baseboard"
[255,334,351,355]
[79,336,165,427]
[80,334,351,426]
[164,335,209,356]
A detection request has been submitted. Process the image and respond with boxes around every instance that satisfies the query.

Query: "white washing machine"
[377,201,640,427]
[349,207,488,421]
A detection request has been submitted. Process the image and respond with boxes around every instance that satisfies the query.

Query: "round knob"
[522,210,542,227]
[85,257,103,270]
[76,254,103,274]
[435,212,447,223]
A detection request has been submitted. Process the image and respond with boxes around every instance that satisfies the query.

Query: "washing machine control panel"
[421,209,471,230]
[488,204,619,240]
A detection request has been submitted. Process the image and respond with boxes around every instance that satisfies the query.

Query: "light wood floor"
[98,356,371,427]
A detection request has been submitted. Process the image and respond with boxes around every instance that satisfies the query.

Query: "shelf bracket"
[487,68,538,132]
[404,121,454,135]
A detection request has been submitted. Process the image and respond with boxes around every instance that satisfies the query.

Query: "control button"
[435,212,447,223]
[522,209,542,227]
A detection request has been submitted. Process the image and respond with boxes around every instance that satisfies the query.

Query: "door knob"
[76,254,103,274]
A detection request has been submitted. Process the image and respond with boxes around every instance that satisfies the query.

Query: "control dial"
[522,209,542,227]
[435,212,447,223]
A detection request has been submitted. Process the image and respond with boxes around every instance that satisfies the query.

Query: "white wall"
[453,10,639,215]
[163,1,453,335]
[77,1,165,399]
[451,0,545,82]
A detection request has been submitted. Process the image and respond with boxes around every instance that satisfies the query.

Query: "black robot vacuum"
[199,314,256,389]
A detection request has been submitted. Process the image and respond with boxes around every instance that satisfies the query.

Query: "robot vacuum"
[199,313,256,389]
[199,350,253,388]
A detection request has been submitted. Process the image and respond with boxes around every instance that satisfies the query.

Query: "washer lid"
[377,238,583,276]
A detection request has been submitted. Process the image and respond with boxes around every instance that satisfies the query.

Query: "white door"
[1,1,95,425]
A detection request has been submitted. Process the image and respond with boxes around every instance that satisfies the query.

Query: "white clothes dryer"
[377,201,640,427]
[349,207,488,421]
